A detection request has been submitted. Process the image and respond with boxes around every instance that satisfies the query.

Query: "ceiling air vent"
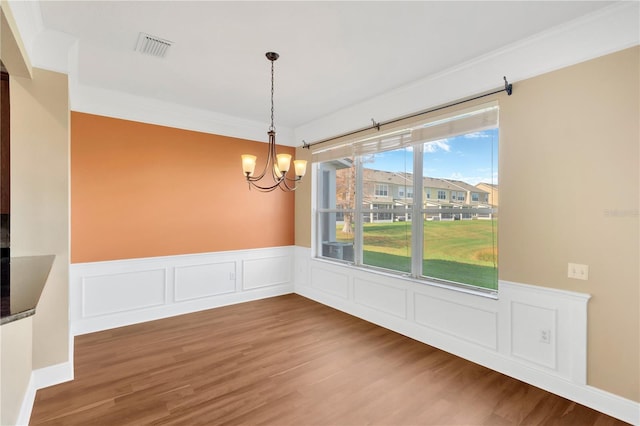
[135,32,172,58]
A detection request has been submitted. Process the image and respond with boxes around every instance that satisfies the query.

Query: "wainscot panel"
[82,269,167,317]
[174,261,235,302]
[354,278,407,319]
[310,264,349,299]
[414,292,497,350]
[510,302,557,370]
[70,247,295,335]
[242,255,291,290]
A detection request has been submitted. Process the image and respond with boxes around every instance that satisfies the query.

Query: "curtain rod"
[302,76,513,150]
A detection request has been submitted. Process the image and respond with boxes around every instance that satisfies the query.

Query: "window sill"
[313,256,498,300]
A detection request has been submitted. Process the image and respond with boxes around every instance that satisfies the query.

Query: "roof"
[363,169,488,194]
[476,182,498,189]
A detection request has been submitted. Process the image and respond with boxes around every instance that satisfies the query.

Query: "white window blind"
[311,101,498,163]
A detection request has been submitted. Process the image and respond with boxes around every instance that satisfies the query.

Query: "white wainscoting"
[70,247,295,335]
[294,247,639,425]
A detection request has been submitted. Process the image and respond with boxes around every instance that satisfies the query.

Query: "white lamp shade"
[241,155,257,176]
[293,159,307,177]
[276,153,292,174]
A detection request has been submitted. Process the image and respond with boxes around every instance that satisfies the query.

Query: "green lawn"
[336,219,498,290]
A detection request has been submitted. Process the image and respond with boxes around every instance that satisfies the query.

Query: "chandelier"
[241,52,307,192]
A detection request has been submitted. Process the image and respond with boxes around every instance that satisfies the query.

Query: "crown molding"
[72,84,296,146]
[294,1,640,144]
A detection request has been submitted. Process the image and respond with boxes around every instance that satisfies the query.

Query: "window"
[313,102,498,292]
[362,148,413,272]
[374,184,388,197]
[317,158,355,262]
[398,186,413,198]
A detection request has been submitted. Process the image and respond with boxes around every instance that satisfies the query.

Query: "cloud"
[448,172,499,186]
[463,131,492,139]
[424,139,451,153]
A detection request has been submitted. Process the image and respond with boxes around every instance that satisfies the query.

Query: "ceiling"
[35,1,616,129]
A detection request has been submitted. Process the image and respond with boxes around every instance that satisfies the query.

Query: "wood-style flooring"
[30,294,627,425]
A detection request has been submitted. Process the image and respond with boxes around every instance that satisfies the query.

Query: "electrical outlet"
[568,263,589,280]
[540,329,551,344]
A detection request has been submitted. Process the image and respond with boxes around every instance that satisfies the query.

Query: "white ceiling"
[32,1,619,130]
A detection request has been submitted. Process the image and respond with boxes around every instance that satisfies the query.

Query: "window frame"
[374,183,389,197]
[312,102,499,297]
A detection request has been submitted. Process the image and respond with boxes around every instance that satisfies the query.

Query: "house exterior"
[476,182,499,206]
[361,168,493,222]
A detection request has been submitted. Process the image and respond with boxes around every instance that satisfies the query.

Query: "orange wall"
[71,112,295,263]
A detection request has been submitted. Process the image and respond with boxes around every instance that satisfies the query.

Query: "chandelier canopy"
[241,52,307,192]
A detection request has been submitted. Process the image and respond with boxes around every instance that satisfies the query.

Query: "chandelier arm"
[247,177,286,192]
[269,132,281,182]
[246,173,301,192]
[246,131,278,183]
[282,172,303,182]
[278,178,298,192]
[246,164,268,182]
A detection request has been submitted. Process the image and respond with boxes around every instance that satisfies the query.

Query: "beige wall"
[295,47,640,402]
[11,68,70,369]
[500,46,639,401]
[294,145,312,248]
[1,3,70,422]
[0,318,33,425]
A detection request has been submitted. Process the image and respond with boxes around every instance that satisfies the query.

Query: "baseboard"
[16,361,74,426]
[577,386,640,426]
[294,249,640,425]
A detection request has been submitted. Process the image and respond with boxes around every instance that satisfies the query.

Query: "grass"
[336,219,498,290]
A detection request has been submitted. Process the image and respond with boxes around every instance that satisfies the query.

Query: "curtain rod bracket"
[302,140,310,149]
[504,76,513,96]
[371,118,381,131]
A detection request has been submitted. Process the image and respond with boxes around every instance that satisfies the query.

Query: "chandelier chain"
[270,59,275,132]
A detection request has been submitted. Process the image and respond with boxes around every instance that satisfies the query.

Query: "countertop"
[1,255,55,325]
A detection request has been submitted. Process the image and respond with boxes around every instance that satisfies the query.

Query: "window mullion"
[354,156,364,266]
[411,144,424,278]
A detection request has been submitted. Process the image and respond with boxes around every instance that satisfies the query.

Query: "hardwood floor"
[30,294,627,425]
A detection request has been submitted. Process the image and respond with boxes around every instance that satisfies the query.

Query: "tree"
[335,166,355,235]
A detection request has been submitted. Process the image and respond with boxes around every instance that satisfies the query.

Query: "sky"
[365,128,499,186]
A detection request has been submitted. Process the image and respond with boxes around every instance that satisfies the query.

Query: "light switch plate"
[568,263,589,280]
